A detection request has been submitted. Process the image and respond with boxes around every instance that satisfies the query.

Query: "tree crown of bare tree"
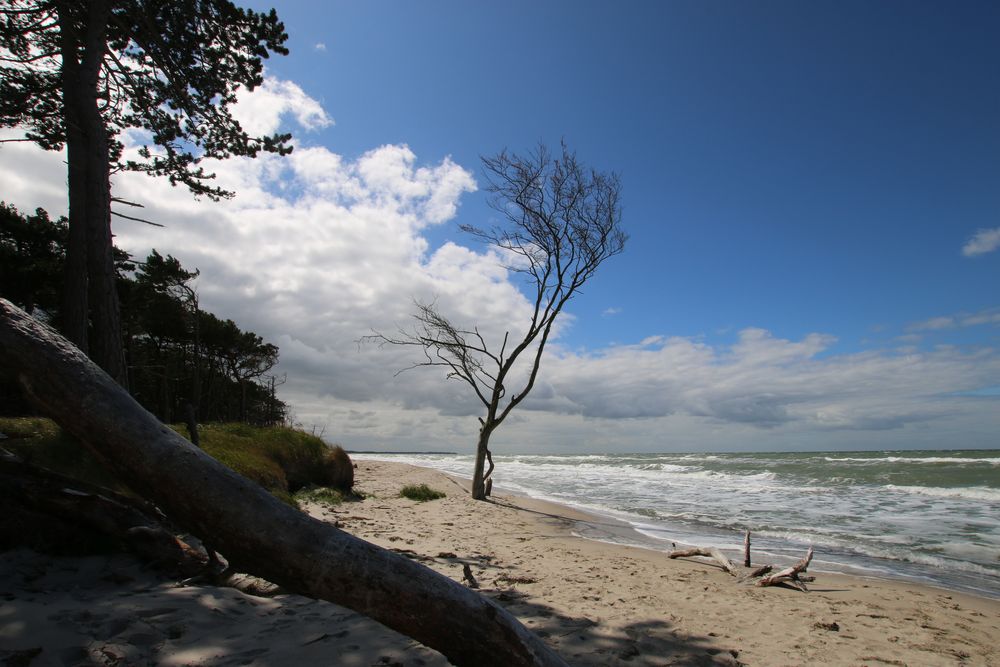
[368,142,626,499]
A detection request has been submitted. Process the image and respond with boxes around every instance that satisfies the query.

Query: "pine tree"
[1,0,291,385]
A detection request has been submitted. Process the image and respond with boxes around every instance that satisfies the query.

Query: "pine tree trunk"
[55,0,126,387]
[57,4,88,354]
[83,136,125,386]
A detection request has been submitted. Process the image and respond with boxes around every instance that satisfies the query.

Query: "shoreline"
[2,459,998,666]
[341,461,1000,665]
[441,463,1000,602]
[509,483,1000,602]
[353,452,1000,602]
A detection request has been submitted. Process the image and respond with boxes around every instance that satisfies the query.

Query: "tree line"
[1,201,285,425]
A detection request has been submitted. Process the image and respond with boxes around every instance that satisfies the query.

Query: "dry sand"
[2,459,998,666]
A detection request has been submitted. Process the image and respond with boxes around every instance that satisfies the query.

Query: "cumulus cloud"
[233,77,333,136]
[1,75,998,453]
[314,42,327,52]
[962,227,1000,257]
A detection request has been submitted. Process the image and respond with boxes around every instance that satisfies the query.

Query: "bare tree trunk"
[471,424,493,501]
[0,299,567,667]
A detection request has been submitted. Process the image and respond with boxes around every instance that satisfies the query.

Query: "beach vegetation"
[294,486,347,506]
[365,141,626,500]
[399,483,447,502]
[0,417,353,507]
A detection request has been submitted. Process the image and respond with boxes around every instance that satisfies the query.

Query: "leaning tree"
[369,142,626,500]
[0,0,292,385]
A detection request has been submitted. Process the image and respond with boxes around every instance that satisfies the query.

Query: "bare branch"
[110,210,164,227]
[365,141,626,500]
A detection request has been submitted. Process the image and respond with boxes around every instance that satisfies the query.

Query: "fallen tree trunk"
[0,450,206,574]
[0,299,567,667]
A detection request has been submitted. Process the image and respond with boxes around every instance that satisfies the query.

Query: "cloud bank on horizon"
[1,76,997,453]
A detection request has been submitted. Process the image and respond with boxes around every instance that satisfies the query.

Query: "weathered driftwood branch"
[0,299,567,667]
[668,531,814,591]
[667,546,739,576]
[463,563,480,588]
[757,546,814,590]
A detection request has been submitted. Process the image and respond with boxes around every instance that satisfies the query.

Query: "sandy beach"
[2,459,998,666]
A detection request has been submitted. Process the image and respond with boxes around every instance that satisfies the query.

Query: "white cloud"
[602,307,622,317]
[521,332,1000,433]
[233,77,333,136]
[909,308,1000,332]
[962,227,1000,257]
[2,75,999,453]
[314,42,327,52]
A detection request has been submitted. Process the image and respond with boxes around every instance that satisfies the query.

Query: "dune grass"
[0,417,353,508]
[399,483,446,502]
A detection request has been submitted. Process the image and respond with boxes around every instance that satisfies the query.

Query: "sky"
[1,0,999,453]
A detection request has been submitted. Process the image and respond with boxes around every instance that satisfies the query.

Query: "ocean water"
[352,450,1000,599]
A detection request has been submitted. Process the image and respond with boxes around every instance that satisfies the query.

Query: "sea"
[351,450,1000,599]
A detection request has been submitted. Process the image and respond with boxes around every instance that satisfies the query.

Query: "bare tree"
[368,142,626,500]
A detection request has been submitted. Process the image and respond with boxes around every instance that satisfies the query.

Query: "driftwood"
[667,546,739,576]
[0,299,567,667]
[463,563,480,588]
[668,531,814,590]
[757,546,815,591]
[0,449,207,574]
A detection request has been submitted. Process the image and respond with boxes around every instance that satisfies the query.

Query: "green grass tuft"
[399,483,446,502]
[294,486,347,506]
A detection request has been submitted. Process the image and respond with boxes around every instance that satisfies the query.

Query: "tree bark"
[55,0,127,386]
[471,424,494,500]
[0,299,567,667]
[57,3,89,354]
[0,450,206,574]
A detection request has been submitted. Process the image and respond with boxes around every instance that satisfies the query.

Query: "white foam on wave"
[824,456,1000,465]
[885,484,1000,502]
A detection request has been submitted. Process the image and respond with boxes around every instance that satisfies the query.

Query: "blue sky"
[249,0,1000,353]
[1,0,998,452]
